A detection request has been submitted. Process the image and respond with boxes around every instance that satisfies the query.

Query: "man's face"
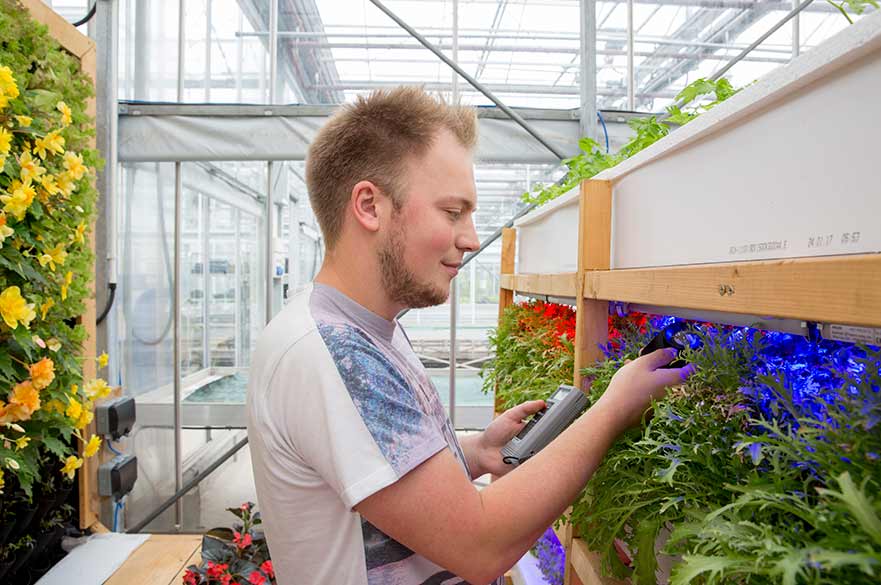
[377,129,480,310]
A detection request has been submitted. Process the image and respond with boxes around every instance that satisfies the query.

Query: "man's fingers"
[641,347,680,370]
[508,399,546,422]
[656,363,697,387]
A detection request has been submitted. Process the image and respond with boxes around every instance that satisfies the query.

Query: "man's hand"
[592,348,695,432]
[469,400,546,478]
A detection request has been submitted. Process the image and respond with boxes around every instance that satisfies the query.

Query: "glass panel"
[119,0,181,101]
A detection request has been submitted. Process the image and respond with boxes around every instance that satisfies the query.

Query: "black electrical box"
[98,454,138,499]
[96,396,136,440]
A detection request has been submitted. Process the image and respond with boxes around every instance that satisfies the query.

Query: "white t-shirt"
[247,283,496,585]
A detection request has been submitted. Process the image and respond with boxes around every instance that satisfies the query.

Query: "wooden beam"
[499,273,577,298]
[573,180,611,390]
[584,253,881,328]
[498,227,517,319]
[19,0,96,59]
[570,538,630,585]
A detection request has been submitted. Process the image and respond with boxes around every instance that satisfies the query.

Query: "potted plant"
[182,502,276,585]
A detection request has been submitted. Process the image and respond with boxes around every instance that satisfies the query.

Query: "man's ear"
[351,180,387,233]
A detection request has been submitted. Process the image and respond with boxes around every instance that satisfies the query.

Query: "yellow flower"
[0,286,36,330]
[57,101,73,127]
[0,214,14,248]
[40,298,54,320]
[63,152,86,181]
[75,406,93,430]
[56,172,76,197]
[84,434,101,458]
[0,66,19,99]
[15,115,31,127]
[84,378,111,400]
[28,357,55,390]
[37,244,67,272]
[18,151,45,182]
[15,436,29,450]
[1,181,36,221]
[60,455,83,480]
[0,468,4,493]
[33,130,65,160]
[61,271,74,301]
[47,338,61,352]
[0,127,11,156]
[38,174,61,197]
[97,353,109,368]
[10,381,40,419]
[65,395,82,421]
[73,222,86,245]
[44,398,66,414]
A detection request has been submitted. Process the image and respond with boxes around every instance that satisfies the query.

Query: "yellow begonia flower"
[18,151,45,182]
[15,115,31,127]
[28,357,55,390]
[57,101,73,126]
[65,396,82,421]
[74,222,86,244]
[47,338,61,352]
[61,455,83,480]
[84,378,111,400]
[33,130,65,160]
[56,172,75,197]
[15,436,29,450]
[1,181,36,221]
[97,352,109,368]
[0,66,19,99]
[84,434,101,458]
[0,468,4,493]
[9,381,40,421]
[75,406,93,430]
[63,152,86,181]
[0,214,14,248]
[39,175,61,197]
[0,127,11,156]
[41,298,54,320]
[38,244,67,272]
[0,286,36,330]
[45,398,66,414]
[61,271,74,301]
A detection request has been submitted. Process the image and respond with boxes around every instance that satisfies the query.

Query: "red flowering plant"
[482,299,650,411]
[182,502,275,585]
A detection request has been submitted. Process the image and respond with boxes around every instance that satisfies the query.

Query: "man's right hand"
[592,348,695,432]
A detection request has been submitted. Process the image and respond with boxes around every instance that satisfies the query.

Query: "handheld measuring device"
[501,384,589,467]
[639,322,700,368]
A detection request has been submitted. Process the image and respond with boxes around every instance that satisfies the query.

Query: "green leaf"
[24,88,62,109]
[818,472,881,546]
[634,519,661,585]
[670,555,742,584]
[42,434,67,459]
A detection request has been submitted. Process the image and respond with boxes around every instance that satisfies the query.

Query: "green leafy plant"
[522,78,741,208]
[827,0,879,24]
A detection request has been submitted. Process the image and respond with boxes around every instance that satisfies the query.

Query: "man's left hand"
[474,400,546,477]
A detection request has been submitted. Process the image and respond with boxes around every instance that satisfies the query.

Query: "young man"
[246,87,693,585]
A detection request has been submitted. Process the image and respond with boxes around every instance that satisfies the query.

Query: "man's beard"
[378,221,449,309]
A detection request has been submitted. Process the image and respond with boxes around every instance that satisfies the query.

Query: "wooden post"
[495,228,517,414]
[565,179,612,585]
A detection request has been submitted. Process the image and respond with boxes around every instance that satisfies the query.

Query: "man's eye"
[446,209,462,220]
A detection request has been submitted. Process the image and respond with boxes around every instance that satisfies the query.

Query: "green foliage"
[481,300,576,411]
[521,78,741,207]
[826,0,879,24]
[0,0,103,498]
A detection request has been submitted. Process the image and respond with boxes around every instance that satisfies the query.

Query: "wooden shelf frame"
[495,177,880,585]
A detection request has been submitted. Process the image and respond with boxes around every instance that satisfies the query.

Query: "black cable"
[72,1,97,27]
[96,282,117,325]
